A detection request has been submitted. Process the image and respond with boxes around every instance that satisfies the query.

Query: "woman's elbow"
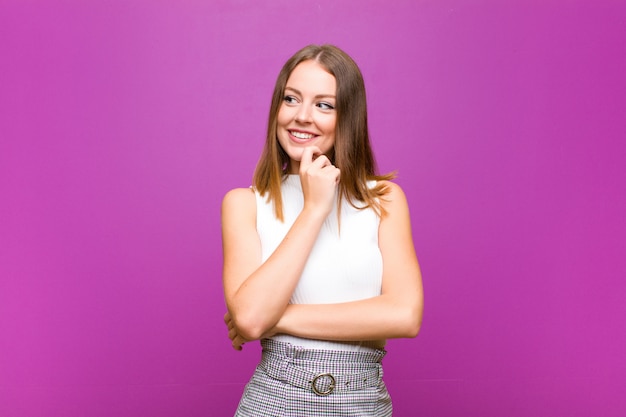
[406,287,424,338]
[400,304,423,338]
[405,316,422,338]
[232,311,273,341]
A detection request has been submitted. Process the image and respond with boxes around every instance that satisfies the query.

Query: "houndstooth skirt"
[234,339,392,417]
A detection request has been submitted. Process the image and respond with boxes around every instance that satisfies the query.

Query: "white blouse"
[254,175,383,351]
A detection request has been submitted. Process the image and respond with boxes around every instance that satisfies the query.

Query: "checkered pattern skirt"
[234,339,392,417]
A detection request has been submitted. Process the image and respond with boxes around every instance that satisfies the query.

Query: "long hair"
[253,44,394,221]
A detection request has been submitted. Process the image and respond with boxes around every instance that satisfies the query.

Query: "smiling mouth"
[289,130,316,140]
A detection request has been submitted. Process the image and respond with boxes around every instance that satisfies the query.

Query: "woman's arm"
[270,181,424,342]
[222,147,341,344]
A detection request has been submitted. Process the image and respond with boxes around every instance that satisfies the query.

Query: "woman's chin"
[284,147,305,162]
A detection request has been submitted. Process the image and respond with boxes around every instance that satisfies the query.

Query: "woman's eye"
[317,102,335,110]
[283,95,298,104]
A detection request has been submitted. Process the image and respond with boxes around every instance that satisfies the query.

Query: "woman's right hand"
[299,146,341,217]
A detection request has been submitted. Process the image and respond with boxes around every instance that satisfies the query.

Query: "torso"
[254,175,385,351]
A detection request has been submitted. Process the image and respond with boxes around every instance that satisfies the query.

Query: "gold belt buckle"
[311,373,336,396]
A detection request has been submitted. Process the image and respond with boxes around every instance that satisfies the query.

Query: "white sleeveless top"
[254,175,383,351]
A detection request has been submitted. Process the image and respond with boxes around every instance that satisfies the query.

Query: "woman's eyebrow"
[285,86,336,99]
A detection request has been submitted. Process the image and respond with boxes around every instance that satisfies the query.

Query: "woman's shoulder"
[223,186,255,199]
[371,179,405,197]
[222,187,256,215]
[377,179,402,191]
[376,180,409,212]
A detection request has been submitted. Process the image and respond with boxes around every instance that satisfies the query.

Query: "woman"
[222,44,423,416]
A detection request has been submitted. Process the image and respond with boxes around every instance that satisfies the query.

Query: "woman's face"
[276,60,337,174]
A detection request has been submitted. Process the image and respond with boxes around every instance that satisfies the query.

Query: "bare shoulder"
[223,187,255,205]
[378,180,409,214]
[221,187,256,220]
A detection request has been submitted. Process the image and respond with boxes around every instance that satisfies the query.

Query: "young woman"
[222,44,423,416]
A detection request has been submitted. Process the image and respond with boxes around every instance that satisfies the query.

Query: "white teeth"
[290,131,315,139]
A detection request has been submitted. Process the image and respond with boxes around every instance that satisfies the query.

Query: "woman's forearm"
[225,206,327,340]
[274,293,423,341]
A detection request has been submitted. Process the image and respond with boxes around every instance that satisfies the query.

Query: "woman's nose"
[295,105,312,123]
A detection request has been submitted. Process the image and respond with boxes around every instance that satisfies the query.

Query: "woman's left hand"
[224,311,280,350]
[224,311,249,351]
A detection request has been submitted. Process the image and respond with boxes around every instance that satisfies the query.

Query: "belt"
[259,354,382,396]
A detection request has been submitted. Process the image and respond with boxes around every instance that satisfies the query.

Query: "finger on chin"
[302,146,321,163]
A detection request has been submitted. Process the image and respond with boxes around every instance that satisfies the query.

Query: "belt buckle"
[311,373,336,396]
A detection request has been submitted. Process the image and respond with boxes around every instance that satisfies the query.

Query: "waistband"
[259,339,386,396]
[271,334,385,352]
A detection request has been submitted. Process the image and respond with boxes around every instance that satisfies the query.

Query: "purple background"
[1,1,625,416]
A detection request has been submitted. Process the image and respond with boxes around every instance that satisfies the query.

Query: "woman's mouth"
[289,130,317,142]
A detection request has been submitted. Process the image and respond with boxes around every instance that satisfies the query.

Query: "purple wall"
[1,1,625,416]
